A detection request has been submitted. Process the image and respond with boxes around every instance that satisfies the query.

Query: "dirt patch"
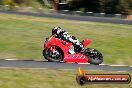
[0,14,58,23]
[126,15,132,20]
[0,53,17,59]
[116,57,132,65]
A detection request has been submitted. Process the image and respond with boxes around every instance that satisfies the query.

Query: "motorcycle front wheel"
[43,47,63,62]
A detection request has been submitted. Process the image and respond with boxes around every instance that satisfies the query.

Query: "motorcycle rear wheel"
[43,47,63,62]
[86,48,103,65]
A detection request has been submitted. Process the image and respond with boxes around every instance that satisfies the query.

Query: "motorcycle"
[43,35,103,65]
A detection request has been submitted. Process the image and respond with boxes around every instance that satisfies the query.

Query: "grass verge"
[0,68,131,88]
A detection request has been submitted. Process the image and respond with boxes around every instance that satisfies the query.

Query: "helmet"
[52,27,62,35]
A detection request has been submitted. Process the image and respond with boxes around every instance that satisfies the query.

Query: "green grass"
[0,13,132,65]
[0,68,131,88]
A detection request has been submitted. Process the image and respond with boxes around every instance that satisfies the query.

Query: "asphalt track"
[0,59,132,72]
[0,10,132,25]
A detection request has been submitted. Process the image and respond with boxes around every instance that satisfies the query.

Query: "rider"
[52,27,84,52]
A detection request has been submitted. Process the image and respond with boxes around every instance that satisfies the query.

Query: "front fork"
[50,46,54,53]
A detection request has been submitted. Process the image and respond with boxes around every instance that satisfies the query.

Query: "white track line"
[100,64,108,65]
[104,64,131,67]
[117,71,127,72]
[77,63,132,67]
[78,63,108,65]
[78,63,89,64]
[5,59,17,60]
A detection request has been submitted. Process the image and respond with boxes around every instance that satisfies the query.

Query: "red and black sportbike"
[43,35,103,65]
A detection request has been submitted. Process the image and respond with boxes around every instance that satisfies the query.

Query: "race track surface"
[0,59,132,72]
[0,10,132,25]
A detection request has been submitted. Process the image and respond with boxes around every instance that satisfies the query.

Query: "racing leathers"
[52,27,84,53]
